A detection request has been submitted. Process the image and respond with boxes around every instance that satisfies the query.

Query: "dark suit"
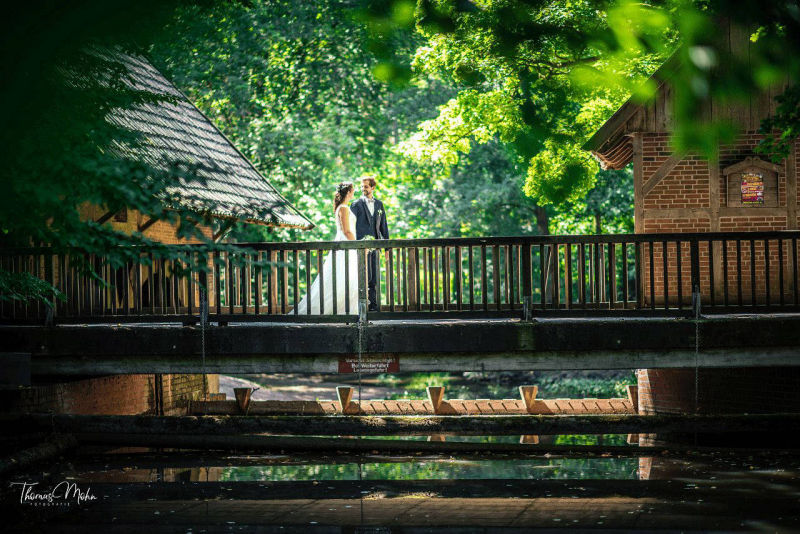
[350,196,389,309]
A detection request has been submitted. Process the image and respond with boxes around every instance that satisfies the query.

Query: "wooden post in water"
[627,385,639,414]
[427,386,445,414]
[519,385,538,413]
[337,386,354,414]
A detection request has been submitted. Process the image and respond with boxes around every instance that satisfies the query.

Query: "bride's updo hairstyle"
[333,181,354,212]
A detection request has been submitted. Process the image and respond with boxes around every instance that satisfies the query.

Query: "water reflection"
[218,457,638,482]
[5,435,800,532]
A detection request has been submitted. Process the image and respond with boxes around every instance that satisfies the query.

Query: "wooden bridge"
[3,231,800,375]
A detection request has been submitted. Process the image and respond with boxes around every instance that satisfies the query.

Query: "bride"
[294,182,360,314]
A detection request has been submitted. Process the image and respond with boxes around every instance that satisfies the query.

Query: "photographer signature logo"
[10,481,97,507]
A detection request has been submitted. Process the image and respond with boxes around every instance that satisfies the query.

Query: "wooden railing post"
[521,243,532,320]
[268,249,278,314]
[199,274,209,327]
[690,238,701,317]
[358,247,368,322]
[634,242,642,309]
[407,247,418,309]
[6,231,800,325]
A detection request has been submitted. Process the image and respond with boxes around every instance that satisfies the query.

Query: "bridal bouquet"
[359,234,377,252]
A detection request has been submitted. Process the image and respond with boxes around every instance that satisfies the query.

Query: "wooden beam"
[633,133,644,233]
[137,217,157,233]
[27,346,800,374]
[427,386,445,414]
[519,385,538,413]
[626,385,639,413]
[709,154,723,296]
[719,207,791,218]
[708,156,721,231]
[642,208,711,219]
[336,386,353,414]
[16,413,800,437]
[95,210,116,225]
[722,156,784,175]
[10,316,800,374]
[643,152,685,196]
[213,219,236,242]
[787,141,797,229]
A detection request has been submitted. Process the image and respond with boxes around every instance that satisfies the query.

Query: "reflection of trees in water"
[218,455,638,483]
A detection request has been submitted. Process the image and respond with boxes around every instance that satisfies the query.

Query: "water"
[4,437,800,532]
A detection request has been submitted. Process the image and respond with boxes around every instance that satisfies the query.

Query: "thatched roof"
[102,51,313,230]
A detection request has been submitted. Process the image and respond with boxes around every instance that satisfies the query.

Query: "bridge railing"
[2,231,800,324]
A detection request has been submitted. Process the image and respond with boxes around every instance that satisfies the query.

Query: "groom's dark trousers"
[350,196,389,311]
[367,250,379,310]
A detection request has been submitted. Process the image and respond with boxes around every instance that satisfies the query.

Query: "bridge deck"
[3,313,800,375]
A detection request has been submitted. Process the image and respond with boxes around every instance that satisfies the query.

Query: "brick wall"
[2,374,219,415]
[637,367,800,415]
[79,204,215,244]
[76,204,219,309]
[643,134,711,210]
[640,132,796,306]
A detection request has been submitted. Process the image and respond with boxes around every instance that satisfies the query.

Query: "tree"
[149,0,429,243]
[152,0,554,242]
[376,0,800,210]
[552,168,634,235]
[0,1,233,302]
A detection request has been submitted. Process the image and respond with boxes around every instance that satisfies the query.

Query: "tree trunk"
[594,212,602,234]
[535,206,549,235]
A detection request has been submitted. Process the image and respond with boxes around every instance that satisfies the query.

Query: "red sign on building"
[741,172,764,205]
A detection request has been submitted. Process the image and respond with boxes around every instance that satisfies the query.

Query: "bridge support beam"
[11,413,800,437]
[3,315,800,375]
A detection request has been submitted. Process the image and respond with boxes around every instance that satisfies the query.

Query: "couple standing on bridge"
[295,176,389,315]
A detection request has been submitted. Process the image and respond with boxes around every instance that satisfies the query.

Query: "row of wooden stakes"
[199,385,639,416]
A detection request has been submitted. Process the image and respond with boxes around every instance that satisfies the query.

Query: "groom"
[350,175,389,311]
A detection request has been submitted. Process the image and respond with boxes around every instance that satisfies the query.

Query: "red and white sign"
[338,354,399,374]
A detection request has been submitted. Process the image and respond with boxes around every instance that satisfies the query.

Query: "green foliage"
[384,0,666,208]
[369,0,800,209]
[0,271,64,306]
[535,373,634,399]
[1,1,265,301]
[31,0,800,304]
[552,168,634,235]
[153,0,561,242]
[525,140,599,205]
[218,456,638,481]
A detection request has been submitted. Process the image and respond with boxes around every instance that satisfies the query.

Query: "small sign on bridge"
[338,354,399,374]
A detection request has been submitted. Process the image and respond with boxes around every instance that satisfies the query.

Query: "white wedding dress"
[294,204,360,314]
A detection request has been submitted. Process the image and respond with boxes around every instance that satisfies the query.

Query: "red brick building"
[584,24,800,415]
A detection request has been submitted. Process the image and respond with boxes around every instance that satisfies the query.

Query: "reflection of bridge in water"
[16,447,800,532]
[4,231,800,374]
